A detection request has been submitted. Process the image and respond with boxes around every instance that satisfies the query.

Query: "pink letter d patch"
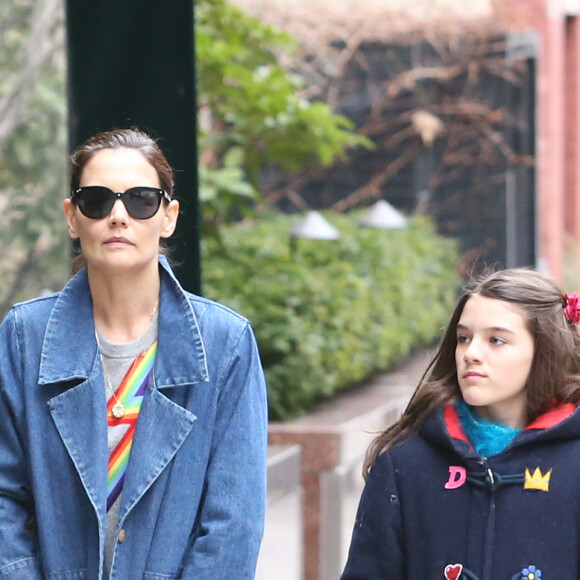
[444,466,466,489]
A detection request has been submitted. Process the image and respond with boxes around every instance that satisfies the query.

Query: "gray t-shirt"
[96,318,158,572]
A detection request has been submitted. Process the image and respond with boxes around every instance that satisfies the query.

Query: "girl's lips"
[463,371,485,379]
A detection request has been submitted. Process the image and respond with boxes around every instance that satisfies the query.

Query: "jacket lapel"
[153,255,209,388]
[38,267,98,384]
[118,383,197,520]
[48,375,109,524]
[115,257,207,517]
[39,269,108,522]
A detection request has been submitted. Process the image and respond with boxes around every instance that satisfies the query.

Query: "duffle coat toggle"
[466,468,524,491]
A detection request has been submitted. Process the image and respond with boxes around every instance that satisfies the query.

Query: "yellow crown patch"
[524,467,552,492]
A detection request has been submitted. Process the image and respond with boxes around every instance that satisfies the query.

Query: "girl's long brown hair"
[364,268,580,478]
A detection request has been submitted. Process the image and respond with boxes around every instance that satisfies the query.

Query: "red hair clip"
[564,293,580,324]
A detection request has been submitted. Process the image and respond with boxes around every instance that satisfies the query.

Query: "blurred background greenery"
[204,213,458,419]
[0,0,68,315]
[2,0,461,419]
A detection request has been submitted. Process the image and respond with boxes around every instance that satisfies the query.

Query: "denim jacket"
[0,256,268,580]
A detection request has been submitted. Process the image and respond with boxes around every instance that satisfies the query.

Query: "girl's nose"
[463,340,482,363]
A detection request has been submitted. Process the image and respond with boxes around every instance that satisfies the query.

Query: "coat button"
[118,529,126,543]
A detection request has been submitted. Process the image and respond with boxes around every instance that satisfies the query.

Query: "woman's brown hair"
[70,128,174,194]
[364,268,580,478]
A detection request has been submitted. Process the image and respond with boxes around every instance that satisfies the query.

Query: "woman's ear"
[160,200,180,239]
[63,198,80,239]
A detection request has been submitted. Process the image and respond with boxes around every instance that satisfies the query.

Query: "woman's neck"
[88,266,161,344]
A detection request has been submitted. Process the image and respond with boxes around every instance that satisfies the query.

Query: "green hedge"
[202,212,459,420]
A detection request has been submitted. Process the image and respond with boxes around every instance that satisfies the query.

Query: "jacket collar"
[443,401,578,443]
[38,255,209,388]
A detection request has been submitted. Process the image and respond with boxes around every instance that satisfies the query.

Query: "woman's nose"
[108,199,129,225]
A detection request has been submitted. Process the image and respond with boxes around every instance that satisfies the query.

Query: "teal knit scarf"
[455,401,522,457]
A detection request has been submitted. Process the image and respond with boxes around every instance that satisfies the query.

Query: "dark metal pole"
[66,0,200,293]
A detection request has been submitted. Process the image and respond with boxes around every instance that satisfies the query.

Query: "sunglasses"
[71,186,172,220]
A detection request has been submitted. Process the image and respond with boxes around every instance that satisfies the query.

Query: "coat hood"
[421,402,580,458]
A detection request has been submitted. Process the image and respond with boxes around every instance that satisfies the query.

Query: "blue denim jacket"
[0,256,268,579]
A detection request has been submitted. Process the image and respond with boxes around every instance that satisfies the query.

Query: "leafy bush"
[202,211,459,420]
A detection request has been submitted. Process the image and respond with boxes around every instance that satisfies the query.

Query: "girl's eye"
[457,335,471,344]
[490,337,506,346]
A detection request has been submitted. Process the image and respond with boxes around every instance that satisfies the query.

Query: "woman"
[0,128,268,579]
[342,268,580,579]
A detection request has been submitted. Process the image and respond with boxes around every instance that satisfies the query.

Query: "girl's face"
[64,148,179,276]
[455,294,535,429]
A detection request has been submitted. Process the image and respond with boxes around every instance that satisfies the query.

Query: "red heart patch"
[444,563,463,580]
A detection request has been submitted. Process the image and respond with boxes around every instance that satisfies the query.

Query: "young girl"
[341,268,580,580]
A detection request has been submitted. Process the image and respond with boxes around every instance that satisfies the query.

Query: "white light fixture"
[289,211,340,240]
[358,200,407,229]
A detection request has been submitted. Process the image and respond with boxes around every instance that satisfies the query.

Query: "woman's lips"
[104,236,133,246]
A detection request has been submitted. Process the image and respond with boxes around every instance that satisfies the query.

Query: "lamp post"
[358,200,407,229]
[66,0,199,293]
[289,211,341,241]
[288,210,340,257]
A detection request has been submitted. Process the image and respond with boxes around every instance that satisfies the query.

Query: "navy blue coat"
[342,403,580,580]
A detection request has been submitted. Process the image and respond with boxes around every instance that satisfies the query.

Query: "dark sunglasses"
[70,186,172,220]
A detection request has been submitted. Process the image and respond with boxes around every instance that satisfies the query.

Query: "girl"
[0,128,268,579]
[341,268,580,580]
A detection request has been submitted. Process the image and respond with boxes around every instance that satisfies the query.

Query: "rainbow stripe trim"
[107,341,157,511]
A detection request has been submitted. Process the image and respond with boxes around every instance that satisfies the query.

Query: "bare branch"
[331,141,422,212]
